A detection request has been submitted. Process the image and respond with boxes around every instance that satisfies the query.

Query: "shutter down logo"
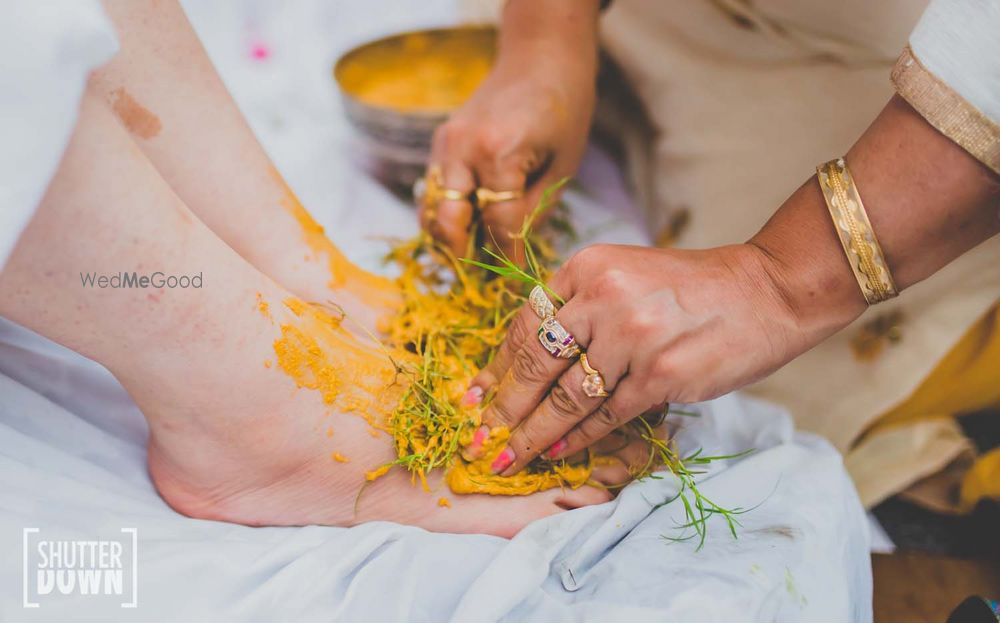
[22,528,138,608]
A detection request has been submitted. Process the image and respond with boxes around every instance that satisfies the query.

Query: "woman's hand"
[462,241,860,476]
[458,92,1000,478]
[419,0,600,261]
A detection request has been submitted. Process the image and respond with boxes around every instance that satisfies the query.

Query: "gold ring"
[414,165,471,210]
[579,353,608,398]
[475,187,523,209]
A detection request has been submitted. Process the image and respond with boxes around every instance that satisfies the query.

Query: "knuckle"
[476,125,512,158]
[570,244,608,271]
[651,353,677,382]
[506,314,530,348]
[548,381,587,420]
[434,120,473,156]
[511,347,551,385]
[591,268,630,299]
[589,403,620,430]
[624,308,658,337]
[486,396,517,428]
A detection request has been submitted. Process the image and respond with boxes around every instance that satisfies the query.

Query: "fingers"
[467,297,588,463]
[425,119,558,260]
[434,163,475,257]
[423,129,476,256]
[468,267,574,397]
[476,159,531,263]
[555,373,652,460]
[589,429,654,487]
[589,416,673,488]
[468,302,533,395]
[499,345,627,475]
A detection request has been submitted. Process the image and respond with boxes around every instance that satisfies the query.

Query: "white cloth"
[0,317,870,622]
[910,0,1000,123]
[0,2,871,620]
[0,0,117,270]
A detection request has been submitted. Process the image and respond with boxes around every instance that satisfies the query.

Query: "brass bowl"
[333,26,497,192]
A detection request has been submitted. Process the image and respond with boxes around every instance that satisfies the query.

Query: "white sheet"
[0,0,117,270]
[0,1,871,621]
[0,327,871,622]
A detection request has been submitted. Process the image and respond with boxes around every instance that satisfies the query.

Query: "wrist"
[747,178,868,340]
[497,0,600,80]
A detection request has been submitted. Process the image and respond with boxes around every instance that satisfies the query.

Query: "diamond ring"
[537,316,580,359]
[528,285,556,319]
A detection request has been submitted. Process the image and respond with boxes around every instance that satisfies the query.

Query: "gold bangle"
[816,158,898,305]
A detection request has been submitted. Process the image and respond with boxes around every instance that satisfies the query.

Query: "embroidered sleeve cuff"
[891,45,1000,176]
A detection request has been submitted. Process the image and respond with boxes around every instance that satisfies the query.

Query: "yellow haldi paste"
[445,427,593,496]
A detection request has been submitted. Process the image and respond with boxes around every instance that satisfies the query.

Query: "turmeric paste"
[270,167,398,310]
[446,426,592,496]
[334,28,495,112]
[269,296,400,424]
[263,196,651,497]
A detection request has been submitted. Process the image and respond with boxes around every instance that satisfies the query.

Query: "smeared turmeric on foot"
[272,167,397,309]
[260,192,652,497]
[446,426,592,495]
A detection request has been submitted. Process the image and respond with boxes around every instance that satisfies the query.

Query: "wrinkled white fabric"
[0,1,871,621]
[0,0,117,270]
[0,321,870,622]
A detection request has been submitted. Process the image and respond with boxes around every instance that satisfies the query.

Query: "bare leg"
[0,93,611,535]
[88,0,398,330]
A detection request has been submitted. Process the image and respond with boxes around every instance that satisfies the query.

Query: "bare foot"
[142,280,613,537]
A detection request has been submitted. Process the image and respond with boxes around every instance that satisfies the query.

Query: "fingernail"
[546,438,568,460]
[461,425,490,460]
[491,447,515,474]
[470,425,489,448]
[461,386,484,407]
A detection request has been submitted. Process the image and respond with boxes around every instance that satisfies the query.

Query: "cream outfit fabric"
[0,0,118,269]
[910,0,1000,124]
[459,0,1000,506]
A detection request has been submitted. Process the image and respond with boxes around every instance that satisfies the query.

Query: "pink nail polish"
[461,425,490,460]
[470,425,489,447]
[547,438,568,459]
[491,447,515,473]
[461,386,484,407]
